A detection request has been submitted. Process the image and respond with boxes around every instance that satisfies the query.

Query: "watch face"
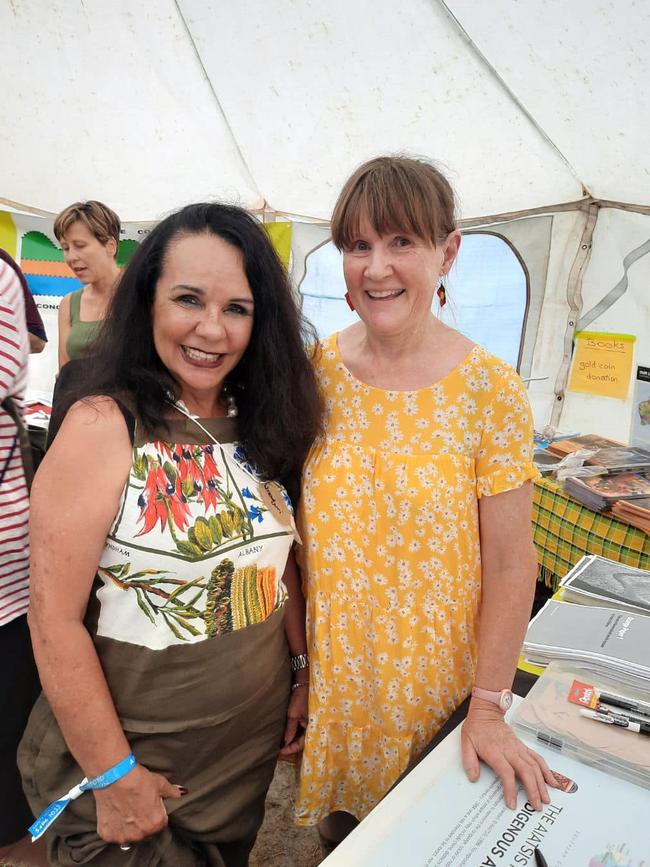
[500,691,514,711]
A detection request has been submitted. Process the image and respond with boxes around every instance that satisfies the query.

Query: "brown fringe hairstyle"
[330,155,457,250]
[53,200,121,258]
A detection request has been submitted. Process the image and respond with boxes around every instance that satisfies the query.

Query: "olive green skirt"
[18,609,290,867]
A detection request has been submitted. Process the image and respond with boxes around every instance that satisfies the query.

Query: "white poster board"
[323,705,648,866]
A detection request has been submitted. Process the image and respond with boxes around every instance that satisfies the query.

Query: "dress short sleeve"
[475,362,540,498]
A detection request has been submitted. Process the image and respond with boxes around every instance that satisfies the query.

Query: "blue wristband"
[29,752,137,842]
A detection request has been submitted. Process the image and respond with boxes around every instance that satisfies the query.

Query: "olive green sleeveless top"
[65,288,103,360]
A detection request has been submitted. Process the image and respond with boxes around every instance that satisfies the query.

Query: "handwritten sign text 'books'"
[568,332,635,400]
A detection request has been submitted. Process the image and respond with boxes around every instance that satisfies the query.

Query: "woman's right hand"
[93,764,184,846]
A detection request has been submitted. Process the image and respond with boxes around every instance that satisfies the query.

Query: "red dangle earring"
[437,279,446,307]
[344,291,355,311]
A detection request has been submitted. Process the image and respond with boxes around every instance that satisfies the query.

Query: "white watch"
[471,686,514,712]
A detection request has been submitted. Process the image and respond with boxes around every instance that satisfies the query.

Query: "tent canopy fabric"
[2,0,648,221]
[2,0,649,443]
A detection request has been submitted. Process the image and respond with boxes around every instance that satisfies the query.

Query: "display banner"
[0,208,291,397]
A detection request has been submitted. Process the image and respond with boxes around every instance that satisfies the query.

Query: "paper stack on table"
[559,554,650,615]
[611,497,650,533]
[563,471,650,512]
[546,434,623,457]
[588,446,650,472]
[523,600,650,693]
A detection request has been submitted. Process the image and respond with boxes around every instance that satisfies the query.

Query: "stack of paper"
[589,446,650,472]
[560,555,650,615]
[611,497,650,533]
[547,433,622,457]
[563,471,650,511]
[523,600,650,693]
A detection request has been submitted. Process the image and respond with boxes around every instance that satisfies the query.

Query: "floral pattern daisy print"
[295,335,539,825]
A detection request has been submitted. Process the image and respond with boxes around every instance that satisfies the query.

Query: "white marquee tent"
[1,0,649,442]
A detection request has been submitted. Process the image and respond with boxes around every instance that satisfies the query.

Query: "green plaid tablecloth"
[532,477,650,590]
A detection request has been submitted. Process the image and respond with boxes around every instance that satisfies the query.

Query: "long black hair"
[56,203,323,493]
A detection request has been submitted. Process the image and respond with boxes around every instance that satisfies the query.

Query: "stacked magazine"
[523,600,650,692]
[560,555,650,614]
[546,434,623,457]
[611,497,650,533]
[563,470,650,511]
[589,446,650,473]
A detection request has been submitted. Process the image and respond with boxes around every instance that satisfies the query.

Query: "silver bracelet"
[290,653,309,672]
[291,681,308,691]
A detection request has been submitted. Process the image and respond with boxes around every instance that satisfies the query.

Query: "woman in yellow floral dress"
[296,156,559,846]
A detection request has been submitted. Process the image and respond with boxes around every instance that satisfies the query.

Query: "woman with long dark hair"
[19,203,322,866]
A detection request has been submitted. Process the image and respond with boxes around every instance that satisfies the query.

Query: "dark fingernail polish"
[176,785,189,795]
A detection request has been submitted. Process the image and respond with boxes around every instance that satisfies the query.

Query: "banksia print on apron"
[96,424,294,650]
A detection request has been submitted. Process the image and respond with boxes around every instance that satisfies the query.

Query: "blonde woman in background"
[54,200,122,367]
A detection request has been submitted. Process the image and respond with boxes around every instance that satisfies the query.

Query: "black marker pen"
[580,708,650,736]
[598,691,650,717]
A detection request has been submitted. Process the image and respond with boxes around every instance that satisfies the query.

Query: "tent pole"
[550,203,599,429]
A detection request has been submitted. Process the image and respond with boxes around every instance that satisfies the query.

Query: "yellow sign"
[0,211,17,258]
[262,222,292,270]
[568,331,636,400]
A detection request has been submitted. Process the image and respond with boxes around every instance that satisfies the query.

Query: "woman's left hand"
[461,698,559,810]
[279,684,309,758]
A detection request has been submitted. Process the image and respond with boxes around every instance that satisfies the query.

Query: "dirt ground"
[0,762,322,867]
[250,761,323,867]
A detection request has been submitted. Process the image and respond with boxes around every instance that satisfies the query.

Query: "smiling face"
[60,220,117,285]
[342,216,460,338]
[152,231,254,415]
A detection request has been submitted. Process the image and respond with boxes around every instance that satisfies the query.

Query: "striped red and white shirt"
[0,259,30,627]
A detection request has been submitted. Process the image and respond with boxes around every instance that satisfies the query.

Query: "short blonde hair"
[331,155,457,250]
[54,201,121,256]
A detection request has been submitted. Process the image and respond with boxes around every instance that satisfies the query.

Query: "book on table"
[563,471,650,511]
[559,554,650,615]
[546,435,650,472]
[522,599,650,691]
[589,446,650,472]
[610,496,650,532]
[546,433,623,457]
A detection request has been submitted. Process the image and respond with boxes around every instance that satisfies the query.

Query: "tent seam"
[171,0,265,207]
[435,0,588,197]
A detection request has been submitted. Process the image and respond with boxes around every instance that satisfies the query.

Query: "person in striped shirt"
[0,258,43,857]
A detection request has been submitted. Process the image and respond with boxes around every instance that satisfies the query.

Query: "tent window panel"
[442,233,528,370]
[299,241,356,334]
[299,233,528,371]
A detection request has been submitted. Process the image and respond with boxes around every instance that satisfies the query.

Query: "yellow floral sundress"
[295,334,538,824]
